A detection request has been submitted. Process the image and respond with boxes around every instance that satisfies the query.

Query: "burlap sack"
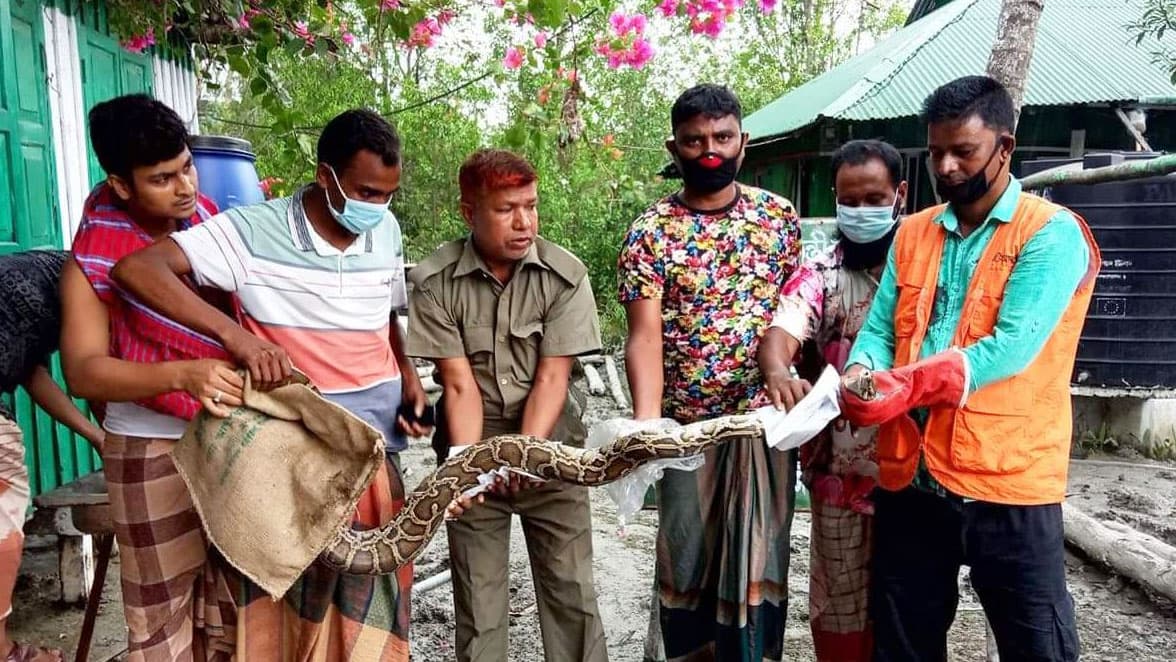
[172,371,385,598]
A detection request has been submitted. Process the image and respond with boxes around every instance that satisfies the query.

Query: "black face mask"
[841,222,899,272]
[678,151,741,194]
[935,140,1005,205]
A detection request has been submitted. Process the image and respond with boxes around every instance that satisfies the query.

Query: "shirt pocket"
[509,316,544,350]
[508,317,544,382]
[462,325,496,374]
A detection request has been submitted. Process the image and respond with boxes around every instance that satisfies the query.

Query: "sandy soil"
[9,369,1176,660]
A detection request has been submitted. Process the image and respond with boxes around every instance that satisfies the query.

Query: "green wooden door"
[0,0,100,497]
[0,0,19,254]
[10,0,58,249]
[78,3,152,187]
[0,0,58,255]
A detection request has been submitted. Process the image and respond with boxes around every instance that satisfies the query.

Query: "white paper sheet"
[447,445,545,503]
[754,365,842,451]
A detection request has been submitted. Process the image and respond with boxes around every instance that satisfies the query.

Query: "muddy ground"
[10,368,1176,660]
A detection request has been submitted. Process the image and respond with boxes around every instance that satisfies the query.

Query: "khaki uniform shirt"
[407,237,602,444]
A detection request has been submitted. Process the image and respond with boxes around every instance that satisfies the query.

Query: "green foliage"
[200,0,909,347]
[1131,0,1176,83]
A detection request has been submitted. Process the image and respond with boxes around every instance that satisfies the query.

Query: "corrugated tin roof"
[744,0,1176,141]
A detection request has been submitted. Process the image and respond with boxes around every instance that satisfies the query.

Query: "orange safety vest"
[876,193,1101,505]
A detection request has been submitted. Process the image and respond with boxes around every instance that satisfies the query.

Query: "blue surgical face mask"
[836,199,900,244]
[325,166,391,234]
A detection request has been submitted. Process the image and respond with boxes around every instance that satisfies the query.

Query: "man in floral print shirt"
[618,83,802,662]
[758,139,907,662]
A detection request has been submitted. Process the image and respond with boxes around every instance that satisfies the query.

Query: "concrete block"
[1072,391,1176,459]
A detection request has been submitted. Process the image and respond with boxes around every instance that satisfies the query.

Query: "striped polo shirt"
[171,185,410,451]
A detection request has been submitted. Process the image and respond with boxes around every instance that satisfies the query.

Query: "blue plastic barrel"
[190,135,265,211]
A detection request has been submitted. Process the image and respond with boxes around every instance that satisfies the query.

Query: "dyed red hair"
[458,149,537,203]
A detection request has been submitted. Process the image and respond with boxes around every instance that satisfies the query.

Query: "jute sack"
[172,371,385,598]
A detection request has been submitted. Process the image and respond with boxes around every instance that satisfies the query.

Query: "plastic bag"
[585,417,704,532]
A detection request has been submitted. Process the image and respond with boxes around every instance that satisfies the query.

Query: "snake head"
[844,370,877,401]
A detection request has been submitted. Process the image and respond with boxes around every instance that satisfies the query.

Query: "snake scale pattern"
[319,414,764,575]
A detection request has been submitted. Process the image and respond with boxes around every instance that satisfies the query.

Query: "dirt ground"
[10,368,1176,660]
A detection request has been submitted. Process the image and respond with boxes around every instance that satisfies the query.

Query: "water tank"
[190,135,265,211]
[1022,152,1176,388]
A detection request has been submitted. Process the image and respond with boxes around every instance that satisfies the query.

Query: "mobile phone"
[397,402,436,427]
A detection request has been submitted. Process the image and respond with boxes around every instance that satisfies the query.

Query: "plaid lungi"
[103,433,236,661]
[808,496,872,661]
[0,415,28,622]
[232,457,412,661]
[655,433,797,662]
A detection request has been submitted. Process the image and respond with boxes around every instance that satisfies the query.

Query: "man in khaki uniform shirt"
[406,149,608,662]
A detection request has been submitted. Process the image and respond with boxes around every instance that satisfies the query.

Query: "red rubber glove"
[840,349,970,427]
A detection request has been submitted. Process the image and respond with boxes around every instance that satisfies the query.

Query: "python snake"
[319,414,764,575]
[843,370,877,401]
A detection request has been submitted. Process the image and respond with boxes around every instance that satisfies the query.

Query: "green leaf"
[528,0,567,27]
[284,38,305,58]
[250,76,268,97]
[504,124,528,149]
[296,134,317,162]
[228,54,251,76]
[251,16,275,35]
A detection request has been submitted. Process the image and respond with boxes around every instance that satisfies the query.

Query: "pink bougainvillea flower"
[503,45,525,69]
[407,17,443,48]
[608,11,649,37]
[293,21,310,38]
[596,11,653,68]
[626,37,654,68]
[493,0,506,6]
[609,11,627,33]
[342,32,355,45]
[237,13,251,29]
[438,10,456,24]
[380,0,400,10]
[658,0,679,17]
[534,31,548,48]
[758,0,778,10]
[122,28,155,54]
[259,176,284,199]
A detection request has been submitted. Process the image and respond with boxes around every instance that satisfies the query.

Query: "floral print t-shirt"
[770,242,880,514]
[617,186,801,423]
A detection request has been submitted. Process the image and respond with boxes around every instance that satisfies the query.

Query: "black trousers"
[871,486,1080,662]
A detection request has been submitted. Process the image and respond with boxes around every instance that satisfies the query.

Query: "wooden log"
[57,534,94,604]
[1062,502,1176,602]
[603,356,629,409]
[578,354,605,366]
[583,364,607,396]
[1021,153,1176,190]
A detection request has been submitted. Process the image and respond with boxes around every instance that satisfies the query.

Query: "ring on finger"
[212,390,223,404]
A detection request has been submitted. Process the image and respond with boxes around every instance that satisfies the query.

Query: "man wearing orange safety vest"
[838,75,1100,662]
